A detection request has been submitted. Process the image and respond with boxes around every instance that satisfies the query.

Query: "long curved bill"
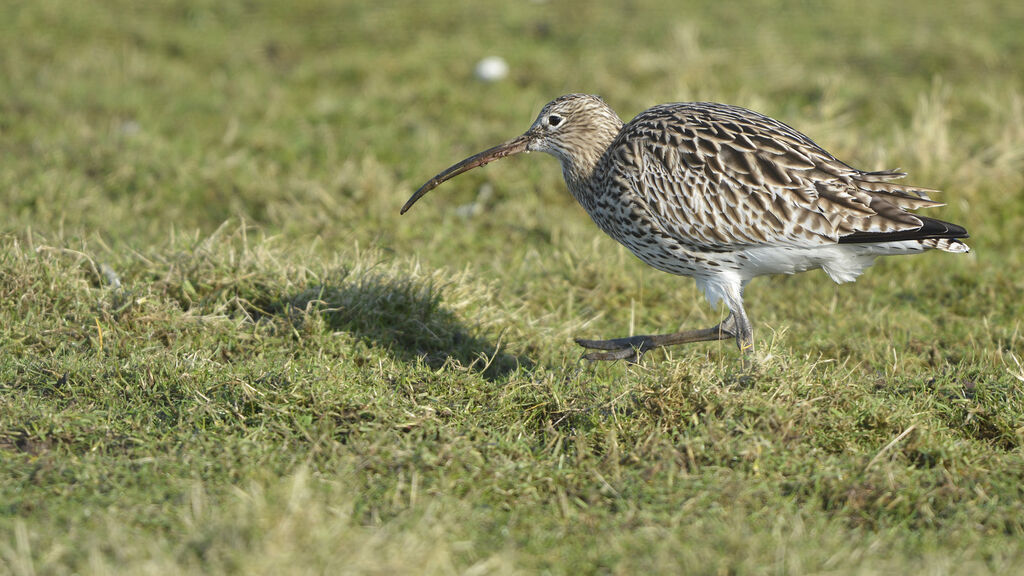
[400,133,532,214]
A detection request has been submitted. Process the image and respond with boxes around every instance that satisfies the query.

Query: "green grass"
[3,0,1024,573]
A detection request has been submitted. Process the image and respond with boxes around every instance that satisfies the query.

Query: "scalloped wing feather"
[605,102,944,251]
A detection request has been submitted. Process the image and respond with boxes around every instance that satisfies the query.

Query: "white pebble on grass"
[474,57,509,82]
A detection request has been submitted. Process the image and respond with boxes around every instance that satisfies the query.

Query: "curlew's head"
[400,94,623,214]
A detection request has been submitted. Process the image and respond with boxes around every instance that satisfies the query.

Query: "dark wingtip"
[839,216,969,244]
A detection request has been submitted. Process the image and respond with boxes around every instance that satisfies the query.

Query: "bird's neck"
[558,119,624,203]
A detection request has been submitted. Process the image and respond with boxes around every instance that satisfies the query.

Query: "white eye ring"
[547,115,563,127]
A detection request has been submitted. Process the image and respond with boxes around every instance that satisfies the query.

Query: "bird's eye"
[547,114,562,127]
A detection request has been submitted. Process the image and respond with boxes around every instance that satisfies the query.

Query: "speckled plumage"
[402,94,969,362]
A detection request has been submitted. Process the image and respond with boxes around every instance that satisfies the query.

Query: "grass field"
[2,0,1024,574]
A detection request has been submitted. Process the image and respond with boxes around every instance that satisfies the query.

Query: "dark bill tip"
[400,133,531,215]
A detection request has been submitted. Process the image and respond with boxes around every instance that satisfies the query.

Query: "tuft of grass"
[2,1,1024,574]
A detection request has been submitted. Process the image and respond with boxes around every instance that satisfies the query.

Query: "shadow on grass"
[285,273,530,380]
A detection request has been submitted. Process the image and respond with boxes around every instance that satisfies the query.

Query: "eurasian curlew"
[401,94,970,362]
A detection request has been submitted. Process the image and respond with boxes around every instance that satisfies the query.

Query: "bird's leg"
[729,303,754,354]
[576,311,751,363]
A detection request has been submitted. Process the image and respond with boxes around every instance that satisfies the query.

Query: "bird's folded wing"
[607,102,944,251]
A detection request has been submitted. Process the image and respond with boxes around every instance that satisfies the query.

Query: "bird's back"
[578,101,967,282]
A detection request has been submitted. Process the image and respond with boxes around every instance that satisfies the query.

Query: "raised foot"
[575,324,735,364]
[574,336,657,363]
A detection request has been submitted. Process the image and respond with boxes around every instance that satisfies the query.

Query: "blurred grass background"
[2,0,1023,574]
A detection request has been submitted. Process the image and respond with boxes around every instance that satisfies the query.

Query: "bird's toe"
[576,336,651,363]
[581,347,644,363]
[574,336,646,351]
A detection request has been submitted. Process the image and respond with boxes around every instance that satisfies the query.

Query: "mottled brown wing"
[604,102,943,251]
